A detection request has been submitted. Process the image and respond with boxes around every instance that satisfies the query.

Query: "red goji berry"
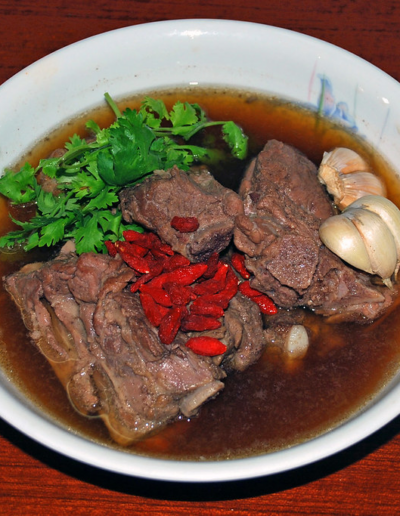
[200,252,219,280]
[185,336,227,357]
[150,247,170,259]
[190,299,225,318]
[231,252,251,279]
[224,266,239,291]
[171,263,208,285]
[148,259,165,277]
[217,265,239,299]
[105,240,118,257]
[140,293,170,327]
[192,262,228,296]
[140,284,173,307]
[159,306,187,345]
[163,254,191,272]
[119,251,151,274]
[130,260,165,293]
[252,294,278,315]
[115,240,148,257]
[123,229,172,257]
[123,230,160,249]
[164,282,196,306]
[130,276,147,293]
[170,216,200,233]
[239,280,264,299]
[198,293,229,309]
[153,241,174,256]
[181,314,221,332]
[199,266,238,308]
[149,263,208,289]
[122,229,141,242]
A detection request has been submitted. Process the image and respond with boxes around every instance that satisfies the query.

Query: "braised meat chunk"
[4,245,225,445]
[119,165,244,262]
[220,292,267,372]
[234,140,395,322]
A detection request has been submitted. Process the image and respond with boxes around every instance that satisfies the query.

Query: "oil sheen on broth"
[1,87,400,461]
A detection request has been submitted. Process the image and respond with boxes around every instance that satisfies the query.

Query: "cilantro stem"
[154,121,225,141]
[104,92,122,118]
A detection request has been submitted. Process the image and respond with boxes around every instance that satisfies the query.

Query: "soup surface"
[1,87,400,460]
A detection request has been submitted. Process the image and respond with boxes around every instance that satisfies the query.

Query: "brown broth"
[1,87,400,460]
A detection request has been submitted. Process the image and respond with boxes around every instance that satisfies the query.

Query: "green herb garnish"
[0,94,248,254]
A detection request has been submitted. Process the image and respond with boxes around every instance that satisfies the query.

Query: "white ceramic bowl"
[1,19,400,483]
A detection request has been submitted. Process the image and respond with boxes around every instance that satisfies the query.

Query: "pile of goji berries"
[105,226,277,357]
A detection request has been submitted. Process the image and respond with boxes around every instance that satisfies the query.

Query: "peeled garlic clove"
[346,195,400,262]
[344,207,397,285]
[283,325,309,359]
[319,214,373,273]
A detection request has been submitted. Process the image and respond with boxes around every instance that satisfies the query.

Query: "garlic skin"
[334,172,386,210]
[320,147,370,175]
[318,148,386,210]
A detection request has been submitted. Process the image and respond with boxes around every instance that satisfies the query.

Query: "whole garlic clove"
[344,208,397,285]
[318,148,386,210]
[320,207,397,287]
[319,214,373,273]
[335,172,387,210]
[283,325,309,359]
[320,147,371,175]
[347,195,400,264]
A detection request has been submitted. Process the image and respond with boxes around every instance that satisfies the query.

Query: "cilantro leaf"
[65,133,86,151]
[0,230,32,249]
[170,102,202,130]
[96,210,122,237]
[140,97,169,128]
[35,185,59,214]
[97,111,159,186]
[222,121,249,160]
[0,163,37,203]
[38,217,70,247]
[84,187,119,211]
[71,168,106,199]
[74,214,105,254]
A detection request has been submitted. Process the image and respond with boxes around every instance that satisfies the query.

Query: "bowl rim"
[1,18,400,483]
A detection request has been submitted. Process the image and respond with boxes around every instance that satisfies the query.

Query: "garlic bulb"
[318,148,386,210]
[319,195,400,287]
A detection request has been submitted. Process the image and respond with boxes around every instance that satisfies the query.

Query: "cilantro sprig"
[0,94,248,254]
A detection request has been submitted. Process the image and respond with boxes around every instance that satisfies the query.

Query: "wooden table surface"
[1,0,400,514]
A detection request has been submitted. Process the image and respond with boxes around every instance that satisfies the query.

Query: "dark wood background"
[1,0,400,513]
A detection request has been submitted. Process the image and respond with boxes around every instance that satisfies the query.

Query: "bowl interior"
[1,19,400,482]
